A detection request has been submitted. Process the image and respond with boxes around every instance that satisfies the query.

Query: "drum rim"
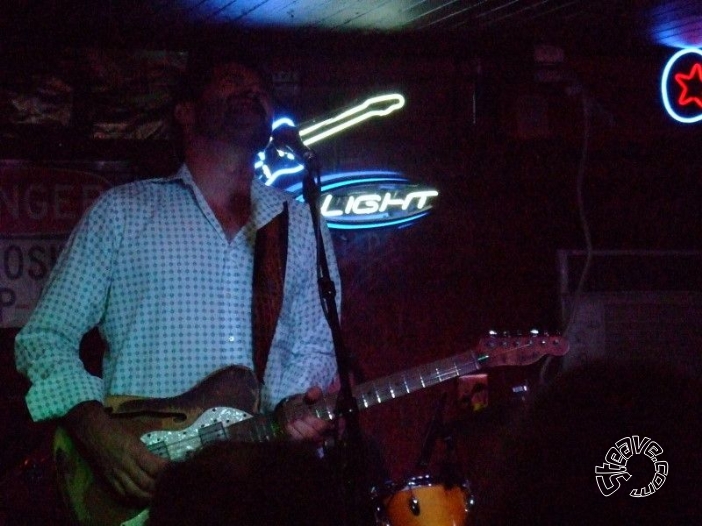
[375,474,469,495]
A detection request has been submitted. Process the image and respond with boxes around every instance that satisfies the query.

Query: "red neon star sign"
[674,62,702,109]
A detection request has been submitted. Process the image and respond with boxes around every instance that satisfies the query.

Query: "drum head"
[378,475,473,526]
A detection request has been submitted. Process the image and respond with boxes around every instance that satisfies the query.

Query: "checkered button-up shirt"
[15,165,340,420]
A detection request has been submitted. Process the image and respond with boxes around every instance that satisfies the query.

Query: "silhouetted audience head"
[148,441,342,526]
[475,358,702,525]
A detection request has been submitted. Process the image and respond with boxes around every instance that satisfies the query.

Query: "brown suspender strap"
[252,203,289,385]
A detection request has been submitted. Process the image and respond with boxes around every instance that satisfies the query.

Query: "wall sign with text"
[0,162,113,327]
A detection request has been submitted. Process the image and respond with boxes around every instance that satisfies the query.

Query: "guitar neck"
[295,349,483,423]
[355,349,483,410]
[223,350,482,443]
[224,333,568,443]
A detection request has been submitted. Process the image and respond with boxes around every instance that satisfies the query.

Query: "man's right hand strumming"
[64,401,170,503]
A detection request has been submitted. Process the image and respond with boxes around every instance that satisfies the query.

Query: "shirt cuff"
[24,373,104,421]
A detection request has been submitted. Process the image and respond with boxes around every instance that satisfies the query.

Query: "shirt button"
[228,336,235,342]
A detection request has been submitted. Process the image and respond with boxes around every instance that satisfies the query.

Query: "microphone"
[270,123,319,167]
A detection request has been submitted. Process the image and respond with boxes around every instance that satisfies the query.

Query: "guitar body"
[53,365,261,526]
[54,426,141,526]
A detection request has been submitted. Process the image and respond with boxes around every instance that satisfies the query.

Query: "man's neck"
[183,138,258,240]
[185,138,255,205]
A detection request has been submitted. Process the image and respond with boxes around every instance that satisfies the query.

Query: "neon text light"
[661,48,702,123]
[306,172,438,230]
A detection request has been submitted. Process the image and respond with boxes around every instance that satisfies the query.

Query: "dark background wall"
[1,38,701,520]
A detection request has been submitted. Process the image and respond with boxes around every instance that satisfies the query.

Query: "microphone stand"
[301,153,376,526]
[414,392,448,474]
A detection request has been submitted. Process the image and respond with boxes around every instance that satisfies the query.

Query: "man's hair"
[174,45,272,104]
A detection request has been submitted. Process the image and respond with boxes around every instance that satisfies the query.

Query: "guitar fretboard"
[226,414,282,443]
[286,350,483,425]
[220,334,567,444]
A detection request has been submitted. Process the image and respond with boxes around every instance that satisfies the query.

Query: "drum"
[374,475,473,526]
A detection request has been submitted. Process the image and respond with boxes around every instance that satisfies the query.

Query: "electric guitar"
[53,333,569,525]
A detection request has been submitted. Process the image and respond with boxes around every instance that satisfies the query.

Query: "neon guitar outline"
[257,92,406,185]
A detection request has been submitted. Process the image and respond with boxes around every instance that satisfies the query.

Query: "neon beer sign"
[661,48,702,123]
[257,93,439,229]
[309,172,437,230]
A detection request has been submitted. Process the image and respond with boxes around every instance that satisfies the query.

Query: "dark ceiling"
[3,0,702,55]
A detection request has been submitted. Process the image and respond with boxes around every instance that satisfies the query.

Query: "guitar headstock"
[475,331,569,368]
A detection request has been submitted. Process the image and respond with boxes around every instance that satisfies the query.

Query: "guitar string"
[156,340,550,458]
[282,338,563,422]
[153,340,550,458]
[150,338,563,459]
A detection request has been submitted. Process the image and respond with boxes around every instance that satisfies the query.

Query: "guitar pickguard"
[141,406,253,461]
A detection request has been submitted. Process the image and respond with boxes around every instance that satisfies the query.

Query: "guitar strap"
[252,202,289,385]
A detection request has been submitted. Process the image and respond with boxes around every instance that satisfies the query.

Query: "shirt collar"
[170,163,289,228]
